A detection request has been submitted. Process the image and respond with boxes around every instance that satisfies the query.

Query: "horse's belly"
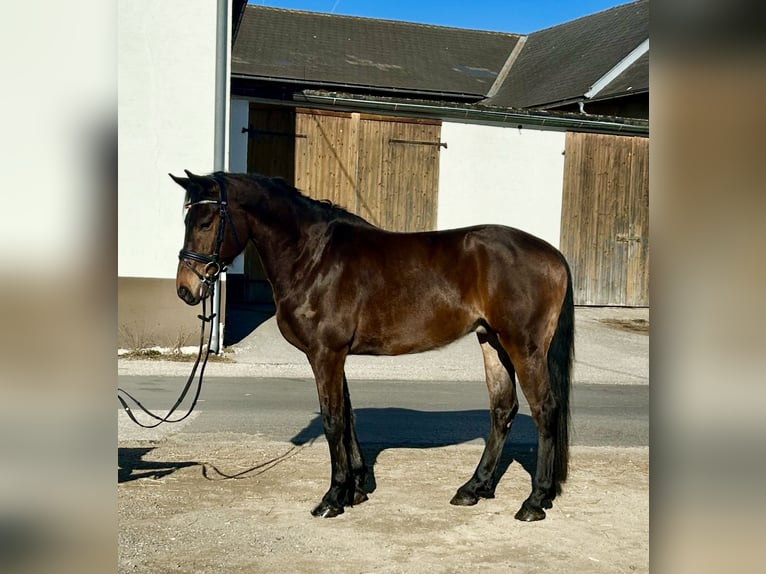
[350,301,476,356]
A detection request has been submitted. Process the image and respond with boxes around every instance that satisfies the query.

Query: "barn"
[118,0,648,351]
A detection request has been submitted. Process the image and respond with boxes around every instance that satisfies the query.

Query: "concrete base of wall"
[118,277,227,349]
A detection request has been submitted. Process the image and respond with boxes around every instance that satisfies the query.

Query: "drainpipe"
[211,0,232,354]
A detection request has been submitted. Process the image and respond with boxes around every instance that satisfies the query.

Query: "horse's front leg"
[343,373,369,505]
[308,347,354,518]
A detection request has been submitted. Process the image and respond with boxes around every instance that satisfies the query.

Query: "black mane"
[224,172,371,226]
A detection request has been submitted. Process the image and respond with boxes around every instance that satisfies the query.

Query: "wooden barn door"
[356,115,440,231]
[294,109,440,232]
[560,132,649,306]
[294,109,359,215]
[241,104,297,304]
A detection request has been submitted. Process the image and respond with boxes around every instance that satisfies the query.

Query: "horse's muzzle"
[177,285,200,306]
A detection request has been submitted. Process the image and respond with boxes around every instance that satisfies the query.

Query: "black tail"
[547,259,574,489]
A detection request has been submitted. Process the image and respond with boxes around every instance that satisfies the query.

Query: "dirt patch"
[119,436,648,573]
[118,350,234,362]
[599,318,649,334]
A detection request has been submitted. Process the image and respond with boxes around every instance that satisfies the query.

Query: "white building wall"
[118,0,226,279]
[437,122,566,248]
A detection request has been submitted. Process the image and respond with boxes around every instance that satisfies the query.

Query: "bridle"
[178,174,243,287]
[118,174,244,428]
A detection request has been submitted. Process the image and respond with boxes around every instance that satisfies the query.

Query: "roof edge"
[585,38,649,100]
[522,87,648,112]
[243,4,523,37]
[230,73,487,102]
[232,89,649,136]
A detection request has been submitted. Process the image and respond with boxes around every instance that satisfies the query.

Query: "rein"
[117,288,217,428]
[118,174,240,428]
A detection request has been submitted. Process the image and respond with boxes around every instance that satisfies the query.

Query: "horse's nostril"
[178,285,199,305]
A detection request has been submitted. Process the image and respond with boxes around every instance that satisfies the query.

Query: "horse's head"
[169,171,245,305]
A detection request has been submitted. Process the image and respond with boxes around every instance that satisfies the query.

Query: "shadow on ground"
[223,302,275,346]
[291,408,538,494]
[118,447,199,483]
[118,410,539,491]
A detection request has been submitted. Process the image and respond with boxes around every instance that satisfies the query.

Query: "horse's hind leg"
[509,347,559,522]
[451,330,518,506]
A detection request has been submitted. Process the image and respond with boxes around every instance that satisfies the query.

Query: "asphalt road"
[118,376,648,449]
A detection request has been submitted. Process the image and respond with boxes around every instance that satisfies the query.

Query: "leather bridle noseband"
[178,174,243,287]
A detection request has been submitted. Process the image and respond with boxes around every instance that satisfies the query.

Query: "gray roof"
[595,50,649,101]
[485,0,649,108]
[232,6,521,99]
[232,1,648,110]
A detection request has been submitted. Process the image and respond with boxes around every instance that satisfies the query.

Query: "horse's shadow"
[118,447,198,483]
[290,408,538,494]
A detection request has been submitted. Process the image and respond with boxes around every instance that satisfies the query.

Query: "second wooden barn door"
[295,109,440,232]
[355,115,440,231]
[560,132,649,306]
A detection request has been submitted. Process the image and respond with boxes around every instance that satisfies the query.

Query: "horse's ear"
[168,173,190,189]
[181,170,218,196]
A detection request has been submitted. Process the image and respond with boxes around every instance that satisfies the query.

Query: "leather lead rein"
[118,174,235,427]
[117,288,216,428]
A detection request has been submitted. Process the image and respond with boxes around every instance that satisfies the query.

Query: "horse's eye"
[199,220,213,230]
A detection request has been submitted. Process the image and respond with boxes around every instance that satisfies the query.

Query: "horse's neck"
[240,189,317,298]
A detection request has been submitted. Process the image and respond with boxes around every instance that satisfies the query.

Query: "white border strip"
[585,38,649,99]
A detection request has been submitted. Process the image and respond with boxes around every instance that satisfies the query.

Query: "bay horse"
[171,170,574,521]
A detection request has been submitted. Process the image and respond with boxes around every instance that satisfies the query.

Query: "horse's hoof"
[311,502,344,518]
[514,503,546,522]
[353,490,369,506]
[450,490,479,506]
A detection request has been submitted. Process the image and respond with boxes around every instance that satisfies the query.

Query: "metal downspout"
[212,0,232,354]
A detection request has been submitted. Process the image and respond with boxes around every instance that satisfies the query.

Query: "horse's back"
[346,223,567,295]
[320,222,569,355]
[327,222,568,304]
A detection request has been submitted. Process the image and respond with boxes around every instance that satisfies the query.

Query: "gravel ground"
[119,436,648,574]
[118,306,649,573]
